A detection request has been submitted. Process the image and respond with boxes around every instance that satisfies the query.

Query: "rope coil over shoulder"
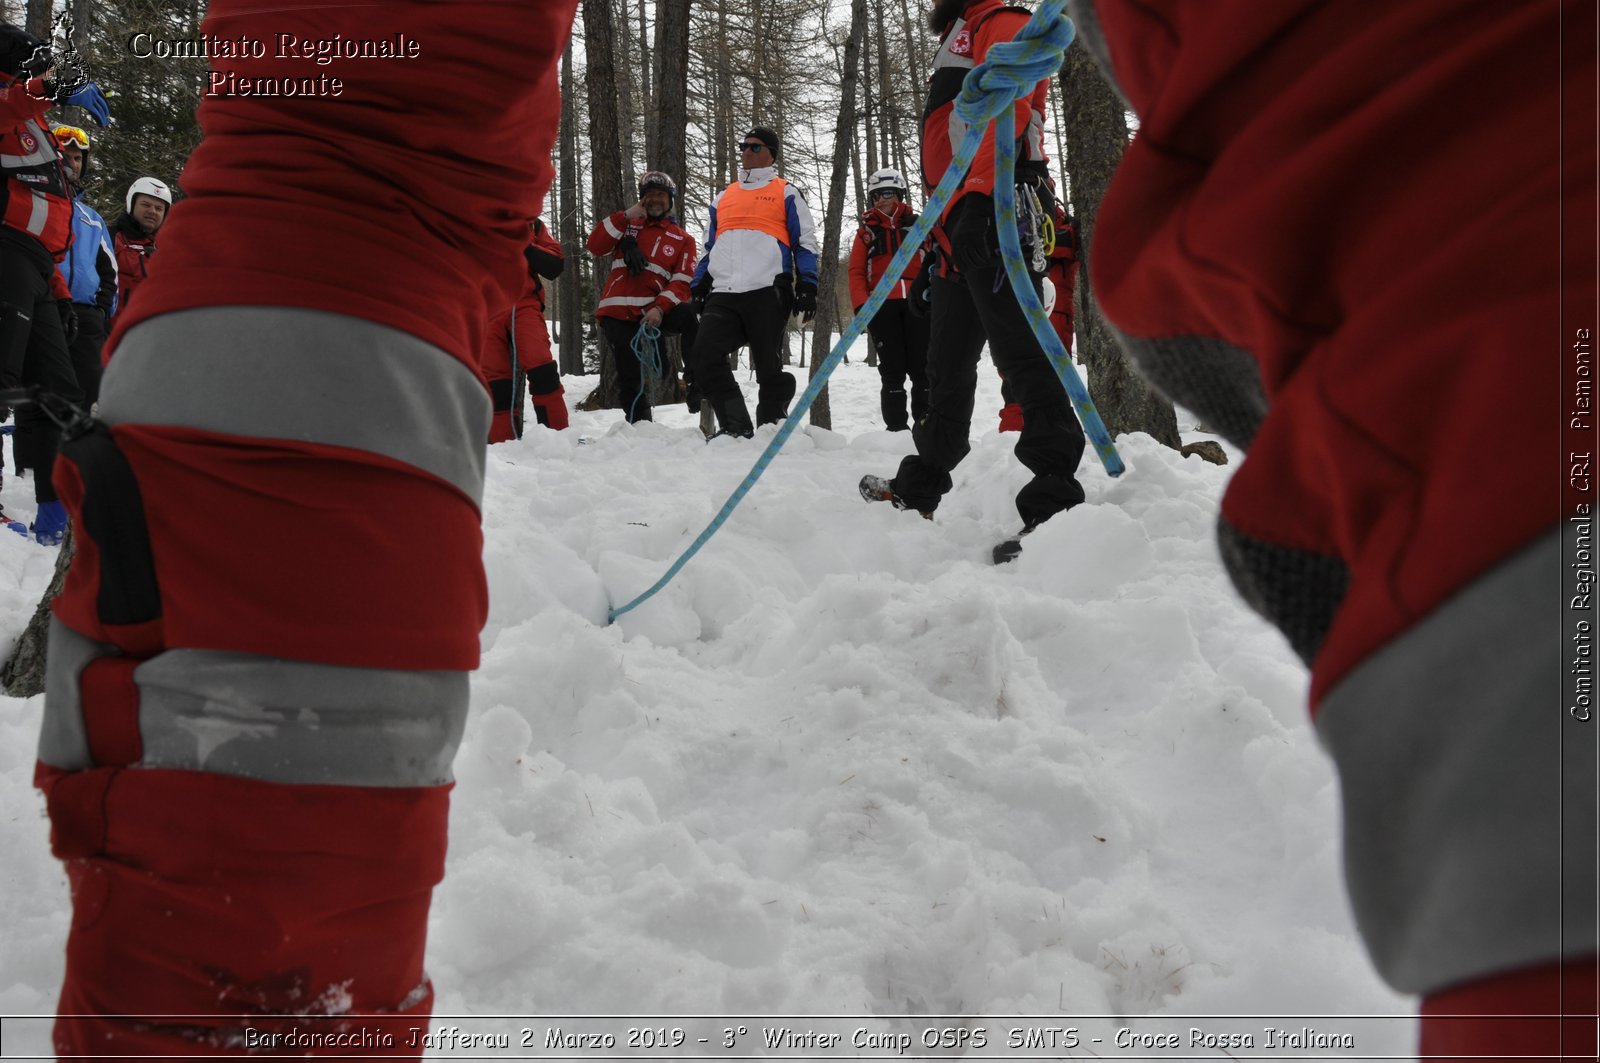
[607,0,1119,623]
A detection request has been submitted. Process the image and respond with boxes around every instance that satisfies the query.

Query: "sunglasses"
[738,141,769,154]
[52,126,88,148]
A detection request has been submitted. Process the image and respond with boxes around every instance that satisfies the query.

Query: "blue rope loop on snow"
[607,0,1116,623]
[629,321,664,422]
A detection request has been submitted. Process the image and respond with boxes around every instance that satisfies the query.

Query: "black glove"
[691,275,713,313]
[618,235,648,276]
[524,243,564,281]
[773,272,795,314]
[950,194,999,275]
[793,280,817,323]
[907,252,935,318]
[57,300,78,344]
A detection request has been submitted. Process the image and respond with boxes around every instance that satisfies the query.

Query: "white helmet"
[865,168,907,200]
[126,176,172,213]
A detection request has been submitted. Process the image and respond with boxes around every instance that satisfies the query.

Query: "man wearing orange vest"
[688,126,819,437]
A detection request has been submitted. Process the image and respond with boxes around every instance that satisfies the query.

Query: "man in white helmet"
[848,168,928,431]
[111,175,170,315]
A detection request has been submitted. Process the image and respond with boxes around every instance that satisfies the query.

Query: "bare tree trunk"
[615,0,637,179]
[653,0,691,195]
[876,18,903,178]
[862,38,878,177]
[715,0,733,189]
[558,39,585,376]
[807,0,868,430]
[585,0,629,409]
[1,526,72,698]
[1058,39,1181,449]
[638,0,654,164]
[25,0,49,35]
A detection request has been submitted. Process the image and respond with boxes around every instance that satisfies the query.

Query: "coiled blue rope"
[607,0,1117,623]
[629,321,664,422]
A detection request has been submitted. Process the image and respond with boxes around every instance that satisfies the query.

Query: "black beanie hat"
[746,126,780,160]
[0,23,47,79]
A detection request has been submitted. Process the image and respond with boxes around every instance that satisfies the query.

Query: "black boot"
[755,370,797,426]
[710,393,754,439]
[880,387,908,431]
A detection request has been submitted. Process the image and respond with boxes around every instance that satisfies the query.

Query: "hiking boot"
[858,475,932,519]
[31,499,67,546]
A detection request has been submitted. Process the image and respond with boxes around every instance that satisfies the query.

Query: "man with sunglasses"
[51,124,117,410]
[689,126,819,436]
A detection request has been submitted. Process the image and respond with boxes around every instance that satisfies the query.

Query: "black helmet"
[0,22,50,79]
[638,170,677,203]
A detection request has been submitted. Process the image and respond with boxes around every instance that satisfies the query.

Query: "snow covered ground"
[0,334,1416,1058]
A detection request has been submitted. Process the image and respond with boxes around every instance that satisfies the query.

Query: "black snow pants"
[868,299,929,431]
[0,230,83,503]
[891,242,1086,529]
[602,302,699,423]
[690,287,795,433]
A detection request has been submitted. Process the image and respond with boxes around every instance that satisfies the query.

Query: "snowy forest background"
[4,0,1177,439]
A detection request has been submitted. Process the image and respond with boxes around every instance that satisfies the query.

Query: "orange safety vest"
[713,177,790,246]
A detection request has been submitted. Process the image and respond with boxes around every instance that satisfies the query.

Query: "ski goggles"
[52,126,89,149]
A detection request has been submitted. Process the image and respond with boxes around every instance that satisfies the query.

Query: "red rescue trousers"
[39,2,576,1057]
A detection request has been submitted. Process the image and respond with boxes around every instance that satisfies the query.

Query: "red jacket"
[1083,0,1591,1050]
[1,73,74,296]
[921,0,1048,220]
[112,217,156,316]
[586,210,696,321]
[847,200,924,310]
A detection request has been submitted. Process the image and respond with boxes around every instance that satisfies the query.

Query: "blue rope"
[628,321,664,422]
[607,0,1116,623]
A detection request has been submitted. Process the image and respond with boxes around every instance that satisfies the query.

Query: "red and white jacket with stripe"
[848,199,924,310]
[586,210,696,322]
[1,73,73,296]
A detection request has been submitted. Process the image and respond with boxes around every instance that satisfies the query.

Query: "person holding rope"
[587,170,698,424]
[860,0,1086,561]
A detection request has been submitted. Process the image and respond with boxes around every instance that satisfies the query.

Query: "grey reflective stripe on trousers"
[1317,529,1595,994]
[42,619,469,788]
[99,306,491,503]
[44,307,484,788]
